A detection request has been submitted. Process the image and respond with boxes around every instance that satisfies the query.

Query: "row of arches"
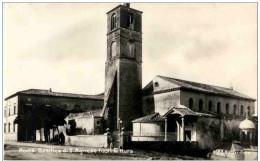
[188,98,251,116]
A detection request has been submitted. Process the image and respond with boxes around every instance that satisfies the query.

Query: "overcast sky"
[4,3,257,105]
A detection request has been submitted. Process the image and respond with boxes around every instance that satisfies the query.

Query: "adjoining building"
[132,75,256,149]
[4,89,103,141]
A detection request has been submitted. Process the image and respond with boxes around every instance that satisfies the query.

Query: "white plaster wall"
[66,135,107,147]
[4,96,18,141]
[154,91,180,115]
[180,90,255,116]
[74,117,94,134]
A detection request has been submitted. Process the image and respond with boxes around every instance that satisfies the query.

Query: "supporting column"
[181,117,185,141]
[164,118,168,141]
[176,120,180,141]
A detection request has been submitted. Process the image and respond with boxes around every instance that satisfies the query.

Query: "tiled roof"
[157,75,255,101]
[66,109,102,119]
[5,89,104,100]
[132,113,165,123]
[162,107,214,117]
[132,107,214,123]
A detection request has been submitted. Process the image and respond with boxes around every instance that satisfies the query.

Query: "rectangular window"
[9,108,10,116]
[14,106,16,115]
[13,123,15,132]
[8,123,10,133]
[4,123,6,133]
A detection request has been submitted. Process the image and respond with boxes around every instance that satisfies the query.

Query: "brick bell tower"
[101,3,143,132]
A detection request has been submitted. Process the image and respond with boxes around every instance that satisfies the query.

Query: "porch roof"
[162,107,214,117]
[132,113,165,123]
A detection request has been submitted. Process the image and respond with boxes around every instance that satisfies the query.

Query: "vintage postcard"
[3,2,257,160]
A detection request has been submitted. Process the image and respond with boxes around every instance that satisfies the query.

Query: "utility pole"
[118,118,122,149]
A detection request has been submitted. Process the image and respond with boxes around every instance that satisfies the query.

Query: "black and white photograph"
[3,2,258,160]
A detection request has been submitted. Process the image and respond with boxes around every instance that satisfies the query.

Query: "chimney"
[230,82,233,90]
[123,3,130,8]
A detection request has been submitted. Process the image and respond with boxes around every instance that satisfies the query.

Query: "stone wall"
[196,117,242,149]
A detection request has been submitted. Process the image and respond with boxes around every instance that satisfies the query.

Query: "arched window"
[111,41,117,58]
[226,103,229,114]
[208,101,212,111]
[111,13,117,30]
[126,13,134,28]
[14,106,16,115]
[199,99,203,111]
[233,105,237,115]
[217,102,221,114]
[247,106,250,116]
[240,105,244,116]
[8,123,10,133]
[128,41,136,58]
[189,98,193,109]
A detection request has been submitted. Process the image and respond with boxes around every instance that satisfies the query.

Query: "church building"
[100,3,257,149]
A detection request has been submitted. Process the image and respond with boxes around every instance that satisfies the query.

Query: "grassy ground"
[4,142,207,160]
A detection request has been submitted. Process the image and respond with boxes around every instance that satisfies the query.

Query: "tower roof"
[106,4,143,14]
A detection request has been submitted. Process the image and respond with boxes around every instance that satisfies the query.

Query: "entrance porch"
[132,107,210,142]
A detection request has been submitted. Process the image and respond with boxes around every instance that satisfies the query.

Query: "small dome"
[239,118,255,130]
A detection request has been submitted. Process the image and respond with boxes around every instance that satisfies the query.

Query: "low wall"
[130,141,208,157]
[66,135,107,148]
[244,149,258,160]
[132,136,165,141]
[4,133,17,142]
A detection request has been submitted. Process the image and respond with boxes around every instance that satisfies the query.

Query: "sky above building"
[4,3,257,109]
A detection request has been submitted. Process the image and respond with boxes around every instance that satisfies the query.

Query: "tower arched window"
[111,13,117,30]
[217,102,221,114]
[189,98,193,109]
[226,103,229,114]
[233,105,237,115]
[126,13,134,28]
[199,99,203,111]
[240,105,244,116]
[247,106,250,116]
[111,41,117,58]
[208,101,212,111]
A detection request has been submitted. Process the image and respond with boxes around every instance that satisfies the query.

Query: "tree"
[15,104,69,143]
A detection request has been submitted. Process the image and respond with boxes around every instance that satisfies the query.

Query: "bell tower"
[101,3,142,131]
